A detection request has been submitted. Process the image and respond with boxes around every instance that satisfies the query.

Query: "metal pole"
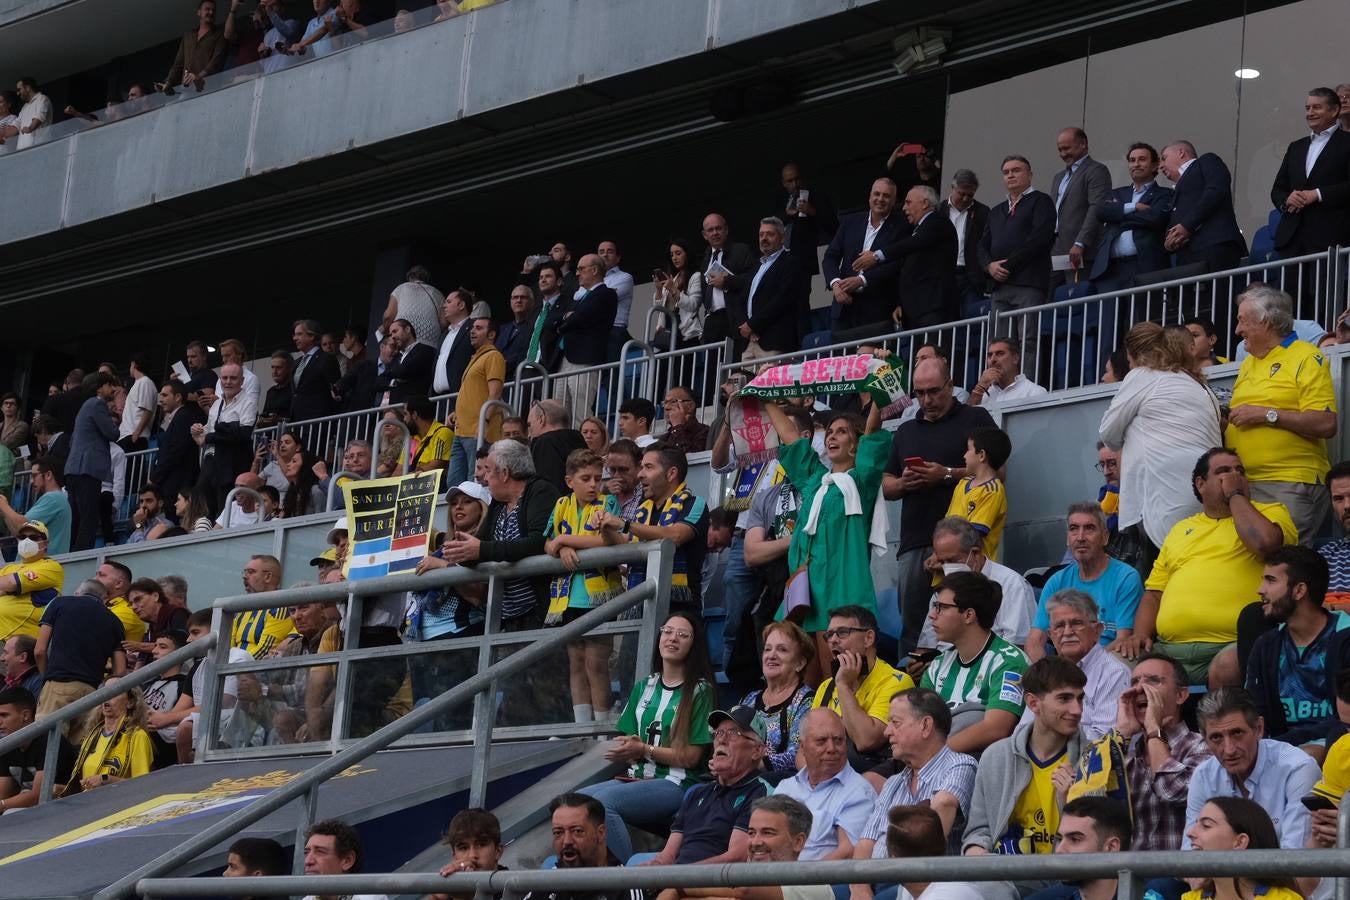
[324,473,361,512]
[219,486,266,527]
[291,784,319,875]
[37,720,61,803]
[328,586,362,750]
[1337,799,1350,900]
[468,573,504,809]
[476,398,514,448]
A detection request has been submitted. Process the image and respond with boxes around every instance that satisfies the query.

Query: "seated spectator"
[404,396,451,476]
[939,426,1010,559]
[771,709,875,860]
[1321,460,1350,589]
[618,398,658,448]
[538,792,634,875]
[660,386,710,455]
[429,809,504,900]
[885,806,984,900]
[811,606,915,769]
[279,448,327,518]
[1184,688,1320,849]
[968,337,1047,410]
[1246,545,1349,748]
[740,621,816,780]
[1226,283,1337,543]
[1184,797,1304,900]
[259,485,281,518]
[1026,502,1142,661]
[35,578,127,743]
[0,459,71,555]
[1110,651,1210,852]
[3,635,42,698]
[919,517,1035,649]
[234,555,294,659]
[262,594,338,742]
[1019,590,1128,741]
[0,521,62,642]
[922,572,1029,755]
[502,416,529,445]
[1094,443,1121,536]
[1183,316,1227,366]
[214,472,268,528]
[1123,448,1296,688]
[580,612,714,863]
[126,484,172,543]
[175,486,216,533]
[143,632,193,769]
[529,399,587,494]
[64,676,154,795]
[0,686,74,811]
[301,819,386,900]
[176,609,267,763]
[127,577,190,659]
[1025,797,1133,900]
[962,657,1087,897]
[223,837,288,878]
[852,688,976,889]
[642,705,772,866]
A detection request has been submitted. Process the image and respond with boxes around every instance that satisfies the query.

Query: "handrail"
[219,486,265,527]
[643,305,675,351]
[97,540,673,900]
[512,360,550,407]
[137,849,1350,898]
[613,338,659,437]
[0,635,215,803]
[371,414,412,477]
[477,398,515,447]
[324,472,363,512]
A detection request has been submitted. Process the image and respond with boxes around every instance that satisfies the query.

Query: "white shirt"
[706,249,729,312]
[605,266,635,328]
[1307,124,1338,184]
[1018,643,1129,740]
[948,203,970,266]
[1176,157,1196,181]
[634,434,659,449]
[919,559,1035,648]
[120,374,158,439]
[982,373,1048,408]
[747,249,783,319]
[103,441,127,503]
[215,501,263,529]
[433,317,468,394]
[16,92,51,150]
[1099,367,1223,547]
[898,885,984,900]
[206,389,258,435]
[216,367,261,412]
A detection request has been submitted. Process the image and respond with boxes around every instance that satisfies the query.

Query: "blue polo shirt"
[1033,558,1142,645]
[671,771,771,864]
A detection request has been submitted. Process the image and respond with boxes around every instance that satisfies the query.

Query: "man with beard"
[1245,545,1350,749]
[1024,797,1133,900]
[520,794,643,900]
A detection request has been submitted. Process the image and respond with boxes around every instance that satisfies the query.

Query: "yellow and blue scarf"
[546,494,623,624]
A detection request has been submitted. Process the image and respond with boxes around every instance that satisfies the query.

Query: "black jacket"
[531,429,587,495]
[877,211,960,322]
[336,358,380,412]
[977,190,1056,292]
[150,404,207,504]
[822,211,910,330]
[1090,182,1176,280]
[556,284,618,366]
[780,189,838,276]
[496,314,537,377]
[1168,152,1247,255]
[385,342,437,404]
[1272,128,1350,254]
[289,349,341,422]
[198,397,256,489]
[937,197,990,293]
[439,323,474,395]
[474,476,562,613]
[1246,614,1350,746]
[699,242,758,325]
[727,251,808,353]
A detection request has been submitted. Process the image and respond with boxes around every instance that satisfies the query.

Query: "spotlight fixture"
[892,26,952,76]
[1234,68,1260,79]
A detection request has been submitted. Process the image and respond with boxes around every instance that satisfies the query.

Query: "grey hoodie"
[961,717,1085,854]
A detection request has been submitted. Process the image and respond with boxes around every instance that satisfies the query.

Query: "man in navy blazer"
[149,380,206,522]
[496,284,538,377]
[64,372,119,551]
[854,185,959,328]
[553,254,618,423]
[1161,141,1247,272]
[288,318,342,422]
[1090,142,1176,292]
[382,318,438,405]
[716,217,807,358]
[1271,87,1350,256]
[820,177,910,339]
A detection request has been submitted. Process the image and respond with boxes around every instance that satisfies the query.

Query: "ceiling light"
[206,345,217,352]
[1234,68,1260,79]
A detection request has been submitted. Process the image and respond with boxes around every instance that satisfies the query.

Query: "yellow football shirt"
[998,747,1064,855]
[1226,336,1336,485]
[812,658,915,720]
[231,608,296,659]
[1311,732,1350,804]
[107,596,147,644]
[414,421,453,470]
[1147,501,1297,643]
[0,558,63,639]
[944,476,1007,559]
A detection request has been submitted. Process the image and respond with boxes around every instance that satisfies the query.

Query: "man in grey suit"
[1050,127,1112,282]
[64,372,119,552]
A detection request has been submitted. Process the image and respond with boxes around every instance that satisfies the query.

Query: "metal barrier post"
[1336,799,1350,900]
[469,573,504,809]
[476,398,514,447]
[219,486,266,526]
[511,361,550,409]
[328,586,363,750]
[37,720,61,803]
[324,473,362,512]
[196,608,231,761]
[612,339,658,438]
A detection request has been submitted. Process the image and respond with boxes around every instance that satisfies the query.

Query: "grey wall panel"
[347,24,465,147]
[0,142,68,241]
[712,0,863,45]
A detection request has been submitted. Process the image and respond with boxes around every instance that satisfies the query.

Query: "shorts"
[1152,640,1236,685]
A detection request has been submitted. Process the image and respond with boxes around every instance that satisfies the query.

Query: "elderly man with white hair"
[1018,589,1129,740]
[1226,282,1337,543]
[852,184,960,330]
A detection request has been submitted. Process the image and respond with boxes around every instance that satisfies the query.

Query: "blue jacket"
[65,396,118,482]
[1168,152,1247,254]
[1090,181,1175,279]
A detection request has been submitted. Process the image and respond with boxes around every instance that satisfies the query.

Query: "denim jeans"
[448,435,476,487]
[720,536,763,671]
[578,777,686,862]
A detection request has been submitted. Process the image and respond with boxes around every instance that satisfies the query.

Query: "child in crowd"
[943,426,1012,560]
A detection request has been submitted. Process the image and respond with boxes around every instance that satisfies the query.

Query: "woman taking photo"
[579,612,714,863]
[65,677,155,794]
[1183,796,1303,900]
[651,238,704,348]
[739,620,815,780]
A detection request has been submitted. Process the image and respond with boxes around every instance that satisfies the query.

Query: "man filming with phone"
[809,605,914,770]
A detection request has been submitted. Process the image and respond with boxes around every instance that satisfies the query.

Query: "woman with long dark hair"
[1183,796,1303,899]
[64,677,155,795]
[651,238,705,348]
[578,612,715,862]
[279,448,326,518]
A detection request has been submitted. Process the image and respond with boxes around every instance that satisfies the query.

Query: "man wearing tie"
[554,254,618,424]
[709,217,806,360]
[432,288,473,397]
[820,177,909,342]
[288,318,340,422]
[698,213,756,349]
[853,186,959,329]
[1271,87,1350,257]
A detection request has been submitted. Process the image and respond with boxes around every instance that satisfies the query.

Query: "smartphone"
[830,655,870,681]
[652,269,668,282]
[897,142,926,156]
[904,456,925,470]
[1302,793,1338,812]
[908,647,940,663]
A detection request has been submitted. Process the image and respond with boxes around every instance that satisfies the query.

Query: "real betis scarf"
[546,494,623,624]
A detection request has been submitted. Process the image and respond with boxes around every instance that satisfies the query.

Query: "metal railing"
[94,540,673,900]
[0,635,214,804]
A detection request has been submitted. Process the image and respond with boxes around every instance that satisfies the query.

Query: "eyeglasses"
[1093,461,1119,472]
[663,399,694,407]
[659,626,692,640]
[713,727,750,741]
[929,600,959,613]
[823,626,869,640]
[1129,674,1169,687]
[1049,618,1093,632]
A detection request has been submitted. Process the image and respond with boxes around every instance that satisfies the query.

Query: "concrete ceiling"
[0,0,195,84]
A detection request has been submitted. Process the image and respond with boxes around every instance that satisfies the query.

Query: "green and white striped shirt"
[616,674,713,787]
[921,633,1029,718]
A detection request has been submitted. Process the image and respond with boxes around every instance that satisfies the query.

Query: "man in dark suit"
[1050,127,1112,280]
[713,217,807,358]
[1090,142,1176,292]
[699,213,757,349]
[42,370,88,433]
[554,254,618,424]
[820,177,910,341]
[496,284,538,378]
[531,262,568,375]
[149,380,206,521]
[288,318,341,422]
[937,169,990,318]
[779,162,837,280]
[853,185,959,328]
[382,318,437,405]
[1160,140,1248,272]
[432,289,473,395]
[64,372,119,551]
[1271,87,1350,256]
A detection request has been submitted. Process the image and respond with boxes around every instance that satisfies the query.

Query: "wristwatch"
[620,520,632,536]
[1266,408,1280,424]
[944,467,954,482]
[1146,729,1169,749]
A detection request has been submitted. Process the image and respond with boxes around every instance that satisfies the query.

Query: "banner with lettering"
[740,353,909,408]
[342,470,443,581]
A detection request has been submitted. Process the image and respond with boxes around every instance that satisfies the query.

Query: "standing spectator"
[820,179,907,341]
[0,686,75,811]
[64,373,119,552]
[555,255,619,423]
[1226,283,1337,543]
[450,317,506,486]
[699,213,757,347]
[0,393,27,454]
[853,185,960,329]
[0,91,19,151]
[1184,688,1320,849]
[382,319,437,405]
[739,621,816,779]
[14,77,52,151]
[405,397,451,475]
[336,327,382,412]
[256,351,293,428]
[149,381,206,517]
[968,336,1047,410]
[779,163,837,287]
[1022,590,1129,741]
[432,288,473,396]
[883,358,995,656]
[118,355,156,451]
[1271,87,1350,257]
[194,362,257,512]
[771,709,876,860]
[1110,651,1210,851]
[936,170,990,318]
[598,240,635,360]
[496,284,537,376]
[158,0,227,92]
[711,217,807,360]
[1025,503,1142,661]
[2,636,42,698]
[0,460,71,555]
[939,425,1010,558]
[528,263,567,375]
[35,579,126,743]
[528,399,586,494]
[1048,127,1112,278]
[1099,322,1223,577]
[288,0,340,56]
[289,319,341,422]
[1160,141,1247,273]
[659,386,709,454]
[1089,142,1175,293]
[651,238,705,348]
[1322,460,1350,589]
[182,340,216,398]
[976,155,1055,354]
[43,368,87,434]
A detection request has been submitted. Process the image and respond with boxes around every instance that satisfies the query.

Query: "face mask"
[16,539,40,560]
[941,563,971,576]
